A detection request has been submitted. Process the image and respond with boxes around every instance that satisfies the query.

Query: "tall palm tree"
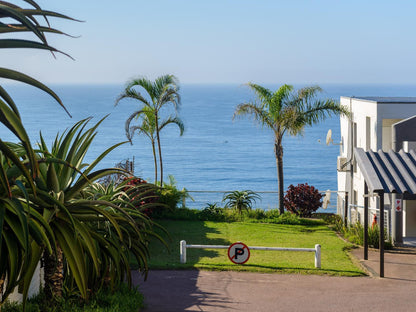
[116,75,183,185]
[234,83,349,214]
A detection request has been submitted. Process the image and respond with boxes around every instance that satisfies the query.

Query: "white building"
[337,96,416,244]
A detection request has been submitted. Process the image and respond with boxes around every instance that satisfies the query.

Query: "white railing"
[179,240,321,268]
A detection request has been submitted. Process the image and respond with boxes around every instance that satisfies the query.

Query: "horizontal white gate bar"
[179,240,321,268]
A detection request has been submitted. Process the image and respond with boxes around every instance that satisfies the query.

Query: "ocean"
[3,83,416,213]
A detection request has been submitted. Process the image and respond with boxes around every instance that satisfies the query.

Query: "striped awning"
[354,148,416,194]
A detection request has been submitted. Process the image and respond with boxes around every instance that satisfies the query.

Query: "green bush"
[152,206,325,225]
[332,219,392,250]
[1,284,144,312]
[199,203,226,221]
[313,213,340,225]
[152,207,201,220]
[156,175,192,210]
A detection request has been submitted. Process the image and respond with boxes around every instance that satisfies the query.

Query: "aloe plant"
[27,118,164,300]
[223,190,261,215]
[0,0,74,304]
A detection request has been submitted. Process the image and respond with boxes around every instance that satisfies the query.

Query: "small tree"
[223,190,260,215]
[284,183,322,217]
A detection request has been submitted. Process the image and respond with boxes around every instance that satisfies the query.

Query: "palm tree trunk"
[155,113,163,185]
[43,244,64,299]
[275,142,285,214]
[151,139,158,184]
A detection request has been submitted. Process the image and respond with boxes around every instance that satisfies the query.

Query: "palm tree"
[115,75,183,185]
[234,83,349,214]
[125,106,184,184]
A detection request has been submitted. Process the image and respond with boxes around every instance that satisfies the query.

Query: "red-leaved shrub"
[284,183,322,217]
[123,176,158,217]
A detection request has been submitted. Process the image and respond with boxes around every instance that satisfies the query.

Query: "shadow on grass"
[148,220,231,269]
[135,220,234,311]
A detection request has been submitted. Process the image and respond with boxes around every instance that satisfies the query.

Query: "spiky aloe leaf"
[0,68,70,116]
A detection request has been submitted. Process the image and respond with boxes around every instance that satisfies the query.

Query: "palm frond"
[115,88,152,108]
[301,99,350,126]
[246,83,272,104]
[233,103,275,130]
[158,116,185,135]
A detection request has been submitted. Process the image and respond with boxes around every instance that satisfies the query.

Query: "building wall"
[338,98,416,229]
[338,97,378,217]
[405,200,416,237]
[7,263,43,303]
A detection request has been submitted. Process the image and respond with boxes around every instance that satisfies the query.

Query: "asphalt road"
[133,249,416,312]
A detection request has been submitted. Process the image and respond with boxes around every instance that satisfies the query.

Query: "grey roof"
[342,96,416,104]
[354,148,416,194]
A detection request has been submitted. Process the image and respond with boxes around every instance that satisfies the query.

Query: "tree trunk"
[43,244,64,299]
[155,113,163,185]
[151,139,158,184]
[275,142,285,214]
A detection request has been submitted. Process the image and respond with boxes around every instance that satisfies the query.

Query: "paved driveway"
[133,248,416,311]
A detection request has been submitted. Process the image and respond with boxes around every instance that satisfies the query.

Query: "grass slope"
[148,220,365,277]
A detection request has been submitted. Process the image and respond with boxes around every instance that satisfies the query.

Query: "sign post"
[227,242,250,264]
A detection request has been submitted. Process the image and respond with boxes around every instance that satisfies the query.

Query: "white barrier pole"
[180,241,321,268]
[315,244,321,268]
[180,240,187,263]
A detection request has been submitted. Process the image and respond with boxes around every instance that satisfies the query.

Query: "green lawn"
[148,220,365,277]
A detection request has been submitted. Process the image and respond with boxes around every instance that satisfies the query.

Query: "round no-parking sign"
[228,242,250,264]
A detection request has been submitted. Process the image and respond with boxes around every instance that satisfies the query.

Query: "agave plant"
[0,0,74,304]
[23,117,165,300]
[81,179,165,292]
[0,144,54,303]
[26,117,125,299]
[222,190,261,215]
[0,0,75,175]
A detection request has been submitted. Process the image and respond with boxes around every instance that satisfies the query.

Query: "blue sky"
[5,0,416,84]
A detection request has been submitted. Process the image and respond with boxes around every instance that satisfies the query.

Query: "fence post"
[180,240,187,263]
[315,244,321,268]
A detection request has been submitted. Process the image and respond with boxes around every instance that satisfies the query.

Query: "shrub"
[284,183,322,217]
[333,220,392,250]
[199,203,226,221]
[1,284,144,312]
[121,176,159,217]
[245,208,267,220]
[156,175,192,210]
[151,206,325,225]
